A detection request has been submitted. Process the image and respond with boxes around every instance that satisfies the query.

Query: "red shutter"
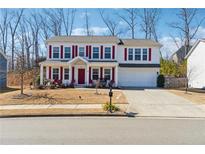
[49,45,52,59]
[60,45,63,59]
[100,67,103,79]
[89,67,92,84]
[86,45,89,57]
[72,45,75,58]
[75,45,78,57]
[149,48,152,61]
[89,45,92,59]
[49,66,51,79]
[124,48,127,61]
[112,45,115,59]
[100,45,103,59]
[60,67,62,81]
[72,67,75,83]
[112,67,115,82]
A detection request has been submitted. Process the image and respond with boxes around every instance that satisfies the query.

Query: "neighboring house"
[185,39,205,89]
[170,46,192,64]
[39,36,162,87]
[0,49,7,90]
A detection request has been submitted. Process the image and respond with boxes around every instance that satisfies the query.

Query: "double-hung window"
[92,68,99,80]
[52,68,59,80]
[143,48,148,61]
[64,47,71,59]
[104,47,111,59]
[104,69,111,80]
[135,48,141,60]
[79,47,85,57]
[93,47,99,59]
[128,48,133,60]
[53,47,59,59]
[64,68,69,80]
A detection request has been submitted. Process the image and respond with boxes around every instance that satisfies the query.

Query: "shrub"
[103,102,120,112]
[38,85,45,89]
[157,74,165,88]
[35,75,40,86]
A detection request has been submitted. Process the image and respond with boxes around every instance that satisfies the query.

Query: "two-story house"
[39,36,161,87]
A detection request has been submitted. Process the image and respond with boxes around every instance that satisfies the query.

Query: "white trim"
[63,46,72,60]
[68,56,88,65]
[92,46,100,60]
[52,67,60,80]
[52,46,60,59]
[185,39,205,59]
[91,67,100,80]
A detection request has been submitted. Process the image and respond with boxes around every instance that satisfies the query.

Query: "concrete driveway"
[123,89,205,117]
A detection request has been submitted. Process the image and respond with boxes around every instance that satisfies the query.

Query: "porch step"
[74,85,86,88]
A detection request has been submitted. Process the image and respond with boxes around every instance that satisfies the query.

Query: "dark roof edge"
[119,63,160,68]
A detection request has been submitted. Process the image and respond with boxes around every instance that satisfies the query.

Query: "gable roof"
[185,39,205,59]
[46,36,119,44]
[0,49,7,60]
[120,39,162,47]
[46,36,162,47]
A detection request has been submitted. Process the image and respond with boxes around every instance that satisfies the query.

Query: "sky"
[1,8,205,58]
[68,8,205,57]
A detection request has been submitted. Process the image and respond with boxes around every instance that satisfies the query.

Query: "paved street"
[124,89,205,117]
[1,117,205,144]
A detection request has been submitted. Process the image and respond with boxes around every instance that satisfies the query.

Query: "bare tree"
[140,9,160,42]
[170,8,205,55]
[99,9,122,36]
[43,9,63,36]
[9,9,24,70]
[62,9,76,36]
[118,9,138,39]
[85,9,92,36]
[0,9,10,54]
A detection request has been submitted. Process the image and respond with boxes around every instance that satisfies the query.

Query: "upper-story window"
[104,47,111,59]
[53,68,59,80]
[93,47,99,59]
[128,48,133,60]
[79,47,85,57]
[135,48,141,60]
[143,48,148,61]
[64,47,71,59]
[53,47,59,59]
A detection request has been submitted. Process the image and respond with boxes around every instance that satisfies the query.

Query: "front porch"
[39,57,118,87]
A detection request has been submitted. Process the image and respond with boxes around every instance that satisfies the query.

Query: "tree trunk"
[20,73,24,95]
[11,36,15,70]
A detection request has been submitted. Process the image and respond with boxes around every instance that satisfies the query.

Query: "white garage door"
[118,68,157,87]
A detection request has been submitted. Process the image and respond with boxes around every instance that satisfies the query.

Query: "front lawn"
[0,87,127,105]
[169,89,205,104]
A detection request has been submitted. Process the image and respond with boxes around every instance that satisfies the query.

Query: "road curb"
[0,112,128,118]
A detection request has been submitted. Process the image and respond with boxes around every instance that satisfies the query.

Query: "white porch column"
[69,65,72,83]
[86,64,90,85]
[40,64,43,85]
[115,65,118,87]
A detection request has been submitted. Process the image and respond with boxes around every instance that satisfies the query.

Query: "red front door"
[78,69,85,84]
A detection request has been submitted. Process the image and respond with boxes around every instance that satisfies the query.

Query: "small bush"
[38,85,45,89]
[157,74,165,88]
[103,102,120,112]
[35,75,40,86]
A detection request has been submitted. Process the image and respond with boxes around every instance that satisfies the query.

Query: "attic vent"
[118,39,124,45]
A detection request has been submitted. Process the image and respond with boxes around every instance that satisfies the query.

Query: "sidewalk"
[0,104,102,110]
[0,104,127,117]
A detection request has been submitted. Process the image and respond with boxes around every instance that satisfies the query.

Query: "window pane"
[105,47,111,59]
[64,68,69,80]
[128,48,133,60]
[104,69,111,80]
[79,47,84,57]
[143,48,148,61]
[92,69,99,80]
[135,48,141,60]
[53,47,59,58]
[53,68,59,80]
[64,47,71,58]
[93,47,99,59]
